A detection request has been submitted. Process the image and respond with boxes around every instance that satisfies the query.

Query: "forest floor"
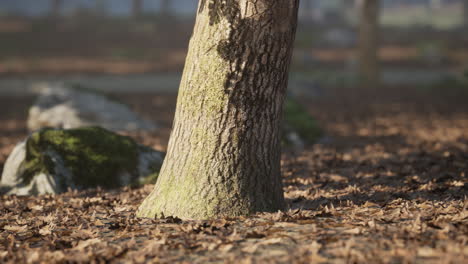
[0,86,467,263]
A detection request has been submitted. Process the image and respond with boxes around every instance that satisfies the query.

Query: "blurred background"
[0,0,466,92]
[0,0,468,156]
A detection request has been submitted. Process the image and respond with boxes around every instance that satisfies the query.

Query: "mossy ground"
[22,127,141,189]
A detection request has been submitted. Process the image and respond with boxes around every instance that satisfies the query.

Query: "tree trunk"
[160,0,171,16]
[50,0,62,17]
[429,0,441,9]
[137,0,300,220]
[426,0,441,25]
[96,0,106,16]
[339,0,351,23]
[464,0,468,28]
[132,0,143,18]
[357,0,381,89]
[302,0,313,20]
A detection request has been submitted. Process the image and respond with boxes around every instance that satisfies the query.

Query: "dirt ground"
[0,86,467,263]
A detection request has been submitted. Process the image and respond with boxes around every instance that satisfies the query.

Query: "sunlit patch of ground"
[0,87,467,263]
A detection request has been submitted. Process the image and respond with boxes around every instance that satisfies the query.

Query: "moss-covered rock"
[0,127,164,195]
[282,97,322,147]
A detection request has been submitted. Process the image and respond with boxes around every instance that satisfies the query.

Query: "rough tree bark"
[357,0,380,88]
[137,0,300,219]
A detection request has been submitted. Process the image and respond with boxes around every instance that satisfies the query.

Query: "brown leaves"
[1,90,468,263]
[3,225,28,233]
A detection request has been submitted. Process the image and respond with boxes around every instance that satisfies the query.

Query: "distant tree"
[357,0,381,88]
[137,0,300,219]
[464,0,468,28]
[160,0,171,16]
[132,0,142,17]
[425,0,442,24]
[95,0,107,16]
[425,0,442,10]
[430,0,442,9]
[302,0,313,20]
[339,0,352,23]
[50,0,63,17]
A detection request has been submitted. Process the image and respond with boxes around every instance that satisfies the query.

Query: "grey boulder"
[27,83,157,132]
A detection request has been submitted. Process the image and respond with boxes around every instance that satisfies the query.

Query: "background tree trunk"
[50,0,62,17]
[464,0,468,28]
[426,0,441,25]
[137,0,300,220]
[132,0,142,18]
[95,0,106,16]
[339,0,350,24]
[357,0,381,89]
[302,0,313,21]
[160,0,171,16]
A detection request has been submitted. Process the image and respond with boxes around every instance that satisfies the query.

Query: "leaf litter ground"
[0,87,467,263]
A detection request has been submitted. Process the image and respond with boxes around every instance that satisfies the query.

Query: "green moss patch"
[283,97,322,145]
[21,127,140,189]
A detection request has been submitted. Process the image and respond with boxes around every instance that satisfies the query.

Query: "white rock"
[0,141,76,195]
[0,141,27,193]
[27,83,157,132]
